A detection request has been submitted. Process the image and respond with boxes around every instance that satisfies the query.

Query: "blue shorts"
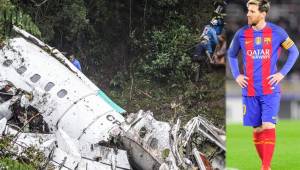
[242,93,281,127]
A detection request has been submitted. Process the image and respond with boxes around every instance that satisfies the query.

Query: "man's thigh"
[261,92,281,124]
[243,96,262,127]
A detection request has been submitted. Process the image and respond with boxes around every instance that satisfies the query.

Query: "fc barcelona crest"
[255,37,261,45]
[264,37,271,44]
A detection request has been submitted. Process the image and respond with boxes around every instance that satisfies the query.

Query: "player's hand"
[267,72,284,85]
[235,74,249,88]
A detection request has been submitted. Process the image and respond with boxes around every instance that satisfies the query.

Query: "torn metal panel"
[182,116,226,151]
[119,110,179,170]
[2,124,131,170]
[193,148,208,170]
[55,128,81,159]
[0,99,14,120]
[80,145,131,169]
[50,148,80,169]
[77,157,130,170]
[115,110,225,170]
[170,119,184,167]
[0,118,7,135]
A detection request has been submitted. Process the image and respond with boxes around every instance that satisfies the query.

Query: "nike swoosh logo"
[245,41,252,44]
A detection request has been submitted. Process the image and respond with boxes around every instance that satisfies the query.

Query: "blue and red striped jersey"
[228,22,299,96]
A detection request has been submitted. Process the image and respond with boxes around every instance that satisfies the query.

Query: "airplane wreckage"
[0,26,225,170]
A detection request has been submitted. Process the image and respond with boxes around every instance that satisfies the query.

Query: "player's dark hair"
[247,0,270,13]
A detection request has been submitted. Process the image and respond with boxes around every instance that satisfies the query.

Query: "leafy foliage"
[0,135,46,170]
[0,157,35,170]
[155,0,179,6]
[140,24,196,82]
[0,0,41,39]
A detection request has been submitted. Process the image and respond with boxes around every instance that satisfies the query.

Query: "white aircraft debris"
[0,26,225,170]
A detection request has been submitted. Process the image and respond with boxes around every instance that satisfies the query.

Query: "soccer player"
[227,0,299,170]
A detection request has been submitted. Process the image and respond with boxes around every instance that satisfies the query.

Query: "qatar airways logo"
[246,49,271,59]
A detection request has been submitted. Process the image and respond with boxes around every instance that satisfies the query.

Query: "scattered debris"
[0,26,225,170]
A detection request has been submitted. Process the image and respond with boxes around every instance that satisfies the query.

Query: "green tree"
[140,24,196,82]
[0,0,41,40]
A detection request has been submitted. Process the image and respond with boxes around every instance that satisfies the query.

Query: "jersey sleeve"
[278,27,299,76]
[227,29,241,79]
[278,27,295,50]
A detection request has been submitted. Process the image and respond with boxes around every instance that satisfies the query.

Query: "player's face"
[247,4,266,26]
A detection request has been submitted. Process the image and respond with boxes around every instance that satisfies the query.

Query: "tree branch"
[30,0,49,7]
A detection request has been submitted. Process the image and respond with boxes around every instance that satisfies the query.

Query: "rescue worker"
[69,54,82,71]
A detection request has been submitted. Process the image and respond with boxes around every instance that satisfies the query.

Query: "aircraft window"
[30,74,41,83]
[16,66,27,74]
[44,82,55,91]
[149,138,158,149]
[57,89,67,98]
[3,59,13,67]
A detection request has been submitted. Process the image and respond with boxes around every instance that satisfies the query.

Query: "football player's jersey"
[228,22,297,96]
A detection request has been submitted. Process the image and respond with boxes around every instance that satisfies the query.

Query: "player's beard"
[251,22,258,26]
[248,16,263,27]
[248,18,258,26]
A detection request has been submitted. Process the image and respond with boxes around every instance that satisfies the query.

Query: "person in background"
[211,16,225,36]
[212,33,226,65]
[194,21,220,64]
[68,54,82,71]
